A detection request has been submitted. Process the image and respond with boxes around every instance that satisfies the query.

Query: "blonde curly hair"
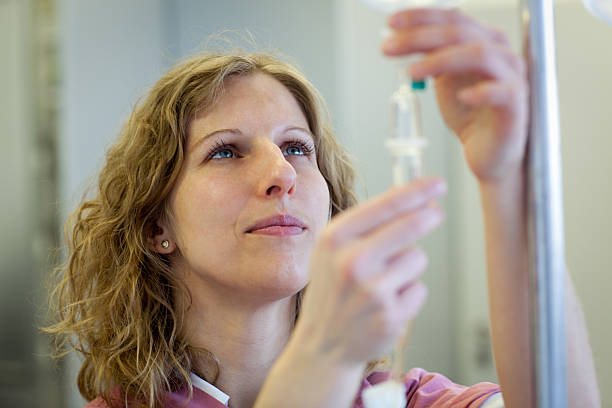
[45,52,369,407]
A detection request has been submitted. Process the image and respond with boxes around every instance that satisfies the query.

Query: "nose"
[254,142,297,198]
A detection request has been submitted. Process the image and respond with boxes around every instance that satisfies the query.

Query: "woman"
[47,8,600,408]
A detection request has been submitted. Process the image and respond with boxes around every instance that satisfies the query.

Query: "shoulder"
[83,397,112,408]
[82,387,125,408]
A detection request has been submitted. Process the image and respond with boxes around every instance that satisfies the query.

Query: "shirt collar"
[190,372,230,406]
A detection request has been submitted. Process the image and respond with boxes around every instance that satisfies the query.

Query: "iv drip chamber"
[385,78,427,185]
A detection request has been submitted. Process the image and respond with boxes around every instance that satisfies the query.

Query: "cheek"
[302,169,331,229]
[172,173,244,243]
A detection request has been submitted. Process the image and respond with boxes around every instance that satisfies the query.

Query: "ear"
[147,220,176,254]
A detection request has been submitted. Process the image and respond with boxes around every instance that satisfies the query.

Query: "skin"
[154,8,600,408]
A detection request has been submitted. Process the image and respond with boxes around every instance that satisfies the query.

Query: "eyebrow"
[190,128,241,152]
[190,126,315,152]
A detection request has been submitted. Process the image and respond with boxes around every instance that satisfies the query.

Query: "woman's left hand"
[382,8,529,183]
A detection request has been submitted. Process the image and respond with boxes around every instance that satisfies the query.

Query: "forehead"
[190,72,309,137]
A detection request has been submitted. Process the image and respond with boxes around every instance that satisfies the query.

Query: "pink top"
[85,368,501,408]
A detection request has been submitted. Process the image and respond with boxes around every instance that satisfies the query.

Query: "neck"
[179,277,298,408]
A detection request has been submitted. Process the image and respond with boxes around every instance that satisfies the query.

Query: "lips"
[246,214,306,233]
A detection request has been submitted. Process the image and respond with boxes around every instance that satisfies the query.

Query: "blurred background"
[1,0,610,406]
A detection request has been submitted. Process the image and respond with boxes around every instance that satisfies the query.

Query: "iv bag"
[582,0,612,25]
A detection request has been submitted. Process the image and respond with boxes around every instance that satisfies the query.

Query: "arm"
[480,173,600,407]
[479,172,532,407]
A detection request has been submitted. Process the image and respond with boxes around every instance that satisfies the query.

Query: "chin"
[248,265,309,301]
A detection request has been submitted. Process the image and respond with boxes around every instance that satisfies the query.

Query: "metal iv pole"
[522,0,567,407]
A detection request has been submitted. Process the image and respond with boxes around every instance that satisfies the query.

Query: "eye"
[285,146,304,156]
[283,139,315,157]
[211,148,234,159]
[206,139,238,161]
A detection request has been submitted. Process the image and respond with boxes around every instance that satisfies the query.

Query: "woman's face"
[168,72,330,302]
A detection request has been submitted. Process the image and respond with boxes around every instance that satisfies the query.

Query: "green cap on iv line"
[412,79,426,90]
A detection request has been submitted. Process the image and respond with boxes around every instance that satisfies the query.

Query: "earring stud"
[161,240,169,249]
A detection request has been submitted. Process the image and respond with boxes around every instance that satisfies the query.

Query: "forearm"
[479,171,533,408]
[254,327,365,408]
[479,171,600,407]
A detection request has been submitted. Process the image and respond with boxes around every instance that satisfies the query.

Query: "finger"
[388,9,509,46]
[326,178,447,247]
[410,43,522,82]
[458,81,527,109]
[395,280,428,321]
[383,23,507,57]
[345,205,443,280]
[376,247,428,293]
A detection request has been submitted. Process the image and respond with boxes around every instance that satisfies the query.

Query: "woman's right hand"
[293,177,447,367]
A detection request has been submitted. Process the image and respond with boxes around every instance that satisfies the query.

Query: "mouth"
[246,214,307,236]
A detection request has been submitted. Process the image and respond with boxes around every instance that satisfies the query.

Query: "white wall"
[0,0,36,405]
[172,0,337,118]
[58,0,166,212]
[58,1,167,405]
[556,2,612,402]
